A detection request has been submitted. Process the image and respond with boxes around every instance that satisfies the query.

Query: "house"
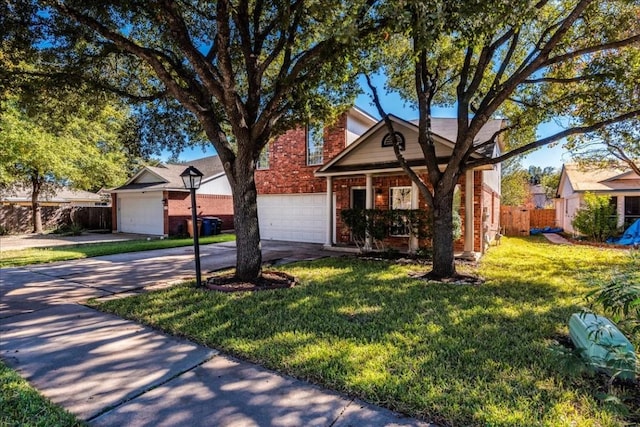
[109,155,233,236]
[526,184,553,209]
[255,108,504,255]
[555,163,640,233]
[0,187,108,207]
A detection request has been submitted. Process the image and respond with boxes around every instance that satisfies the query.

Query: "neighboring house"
[0,187,107,207]
[255,108,504,255]
[110,155,233,236]
[526,184,553,209]
[555,163,640,233]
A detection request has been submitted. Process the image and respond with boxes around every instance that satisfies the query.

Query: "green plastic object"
[569,313,636,380]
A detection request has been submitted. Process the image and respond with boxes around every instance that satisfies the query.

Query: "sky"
[168,74,571,171]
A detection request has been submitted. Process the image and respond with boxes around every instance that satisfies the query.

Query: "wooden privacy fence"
[1,205,111,234]
[500,206,557,236]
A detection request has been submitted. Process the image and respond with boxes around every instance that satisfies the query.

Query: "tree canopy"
[25,0,383,280]
[365,0,639,277]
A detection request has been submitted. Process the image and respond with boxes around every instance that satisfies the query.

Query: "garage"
[257,194,326,243]
[117,192,164,235]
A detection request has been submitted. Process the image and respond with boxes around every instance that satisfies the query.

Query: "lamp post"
[180,166,204,287]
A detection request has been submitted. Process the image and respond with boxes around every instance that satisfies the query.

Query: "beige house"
[555,163,640,233]
[0,187,108,207]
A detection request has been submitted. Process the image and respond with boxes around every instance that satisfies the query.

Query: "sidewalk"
[1,242,432,426]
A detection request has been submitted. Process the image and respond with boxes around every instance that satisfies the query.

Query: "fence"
[500,206,557,236]
[0,205,111,234]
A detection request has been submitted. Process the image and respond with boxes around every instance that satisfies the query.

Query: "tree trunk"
[31,177,43,234]
[231,158,263,282]
[430,190,456,279]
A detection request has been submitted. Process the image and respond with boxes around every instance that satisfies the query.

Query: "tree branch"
[467,109,640,168]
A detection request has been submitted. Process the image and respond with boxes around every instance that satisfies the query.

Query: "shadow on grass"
[94,239,635,426]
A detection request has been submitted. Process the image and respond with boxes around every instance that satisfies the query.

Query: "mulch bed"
[206,270,297,292]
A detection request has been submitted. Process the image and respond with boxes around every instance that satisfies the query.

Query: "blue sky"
[170,74,569,171]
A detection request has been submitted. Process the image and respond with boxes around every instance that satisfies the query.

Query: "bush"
[572,192,618,242]
[52,223,84,236]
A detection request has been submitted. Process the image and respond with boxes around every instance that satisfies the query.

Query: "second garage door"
[257,194,326,243]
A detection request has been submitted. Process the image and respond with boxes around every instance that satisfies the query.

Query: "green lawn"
[0,361,84,427]
[91,237,638,426]
[0,233,236,267]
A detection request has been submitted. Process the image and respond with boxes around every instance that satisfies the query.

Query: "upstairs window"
[306,122,324,166]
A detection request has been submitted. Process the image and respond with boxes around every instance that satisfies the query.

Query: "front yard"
[92,237,638,426]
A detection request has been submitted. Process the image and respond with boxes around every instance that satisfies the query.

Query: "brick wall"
[167,191,234,236]
[255,115,347,194]
[333,174,473,251]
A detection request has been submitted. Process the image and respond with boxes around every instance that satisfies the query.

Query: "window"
[389,187,411,236]
[257,145,270,170]
[381,131,405,150]
[306,122,324,166]
[624,196,640,228]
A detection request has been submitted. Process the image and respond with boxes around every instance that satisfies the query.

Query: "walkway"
[1,241,431,426]
[542,233,572,245]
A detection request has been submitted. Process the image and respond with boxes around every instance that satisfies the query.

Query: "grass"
[0,361,84,427]
[91,236,639,426]
[0,233,236,267]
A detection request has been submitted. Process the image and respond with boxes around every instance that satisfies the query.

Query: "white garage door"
[257,194,326,243]
[118,193,164,235]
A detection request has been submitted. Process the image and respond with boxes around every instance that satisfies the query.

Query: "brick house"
[256,108,503,255]
[110,155,233,236]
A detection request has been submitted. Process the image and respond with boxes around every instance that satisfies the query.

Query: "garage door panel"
[118,193,164,235]
[257,194,325,243]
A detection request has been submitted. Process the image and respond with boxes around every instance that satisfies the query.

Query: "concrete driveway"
[0,240,430,426]
[0,232,142,251]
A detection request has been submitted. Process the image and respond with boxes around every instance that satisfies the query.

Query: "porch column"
[365,174,373,250]
[410,181,419,252]
[462,169,475,259]
[325,176,333,247]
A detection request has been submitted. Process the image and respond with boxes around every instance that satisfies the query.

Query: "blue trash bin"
[201,217,214,236]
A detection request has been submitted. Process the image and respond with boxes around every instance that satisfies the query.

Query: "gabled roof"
[560,163,640,193]
[0,187,103,203]
[316,115,503,176]
[111,155,225,192]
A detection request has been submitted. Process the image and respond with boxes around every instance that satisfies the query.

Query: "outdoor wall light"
[180,166,204,288]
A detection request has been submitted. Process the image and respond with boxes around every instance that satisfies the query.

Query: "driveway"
[0,241,429,426]
[0,232,141,251]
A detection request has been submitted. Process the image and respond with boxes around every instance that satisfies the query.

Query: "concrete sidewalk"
[1,241,431,426]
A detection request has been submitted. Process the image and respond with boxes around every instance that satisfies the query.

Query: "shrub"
[572,192,618,242]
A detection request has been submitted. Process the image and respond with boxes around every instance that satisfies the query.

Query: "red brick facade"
[254,112,499,253]
[331,174,484,251]
[166,191,234,236]
[255,115,347,194]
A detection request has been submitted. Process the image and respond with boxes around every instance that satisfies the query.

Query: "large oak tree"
[35,0,380,281]
[368,0,640,278]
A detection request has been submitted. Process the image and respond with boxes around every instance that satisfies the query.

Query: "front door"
[352,188,366,210]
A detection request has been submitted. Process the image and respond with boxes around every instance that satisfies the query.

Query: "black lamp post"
[180,166,204,287]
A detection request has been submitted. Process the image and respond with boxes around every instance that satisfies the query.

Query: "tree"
[572,192,618,241]
[366,0,640,278]
[34,0,381,281]
[0,90,134,233]
[501,158,530,206]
